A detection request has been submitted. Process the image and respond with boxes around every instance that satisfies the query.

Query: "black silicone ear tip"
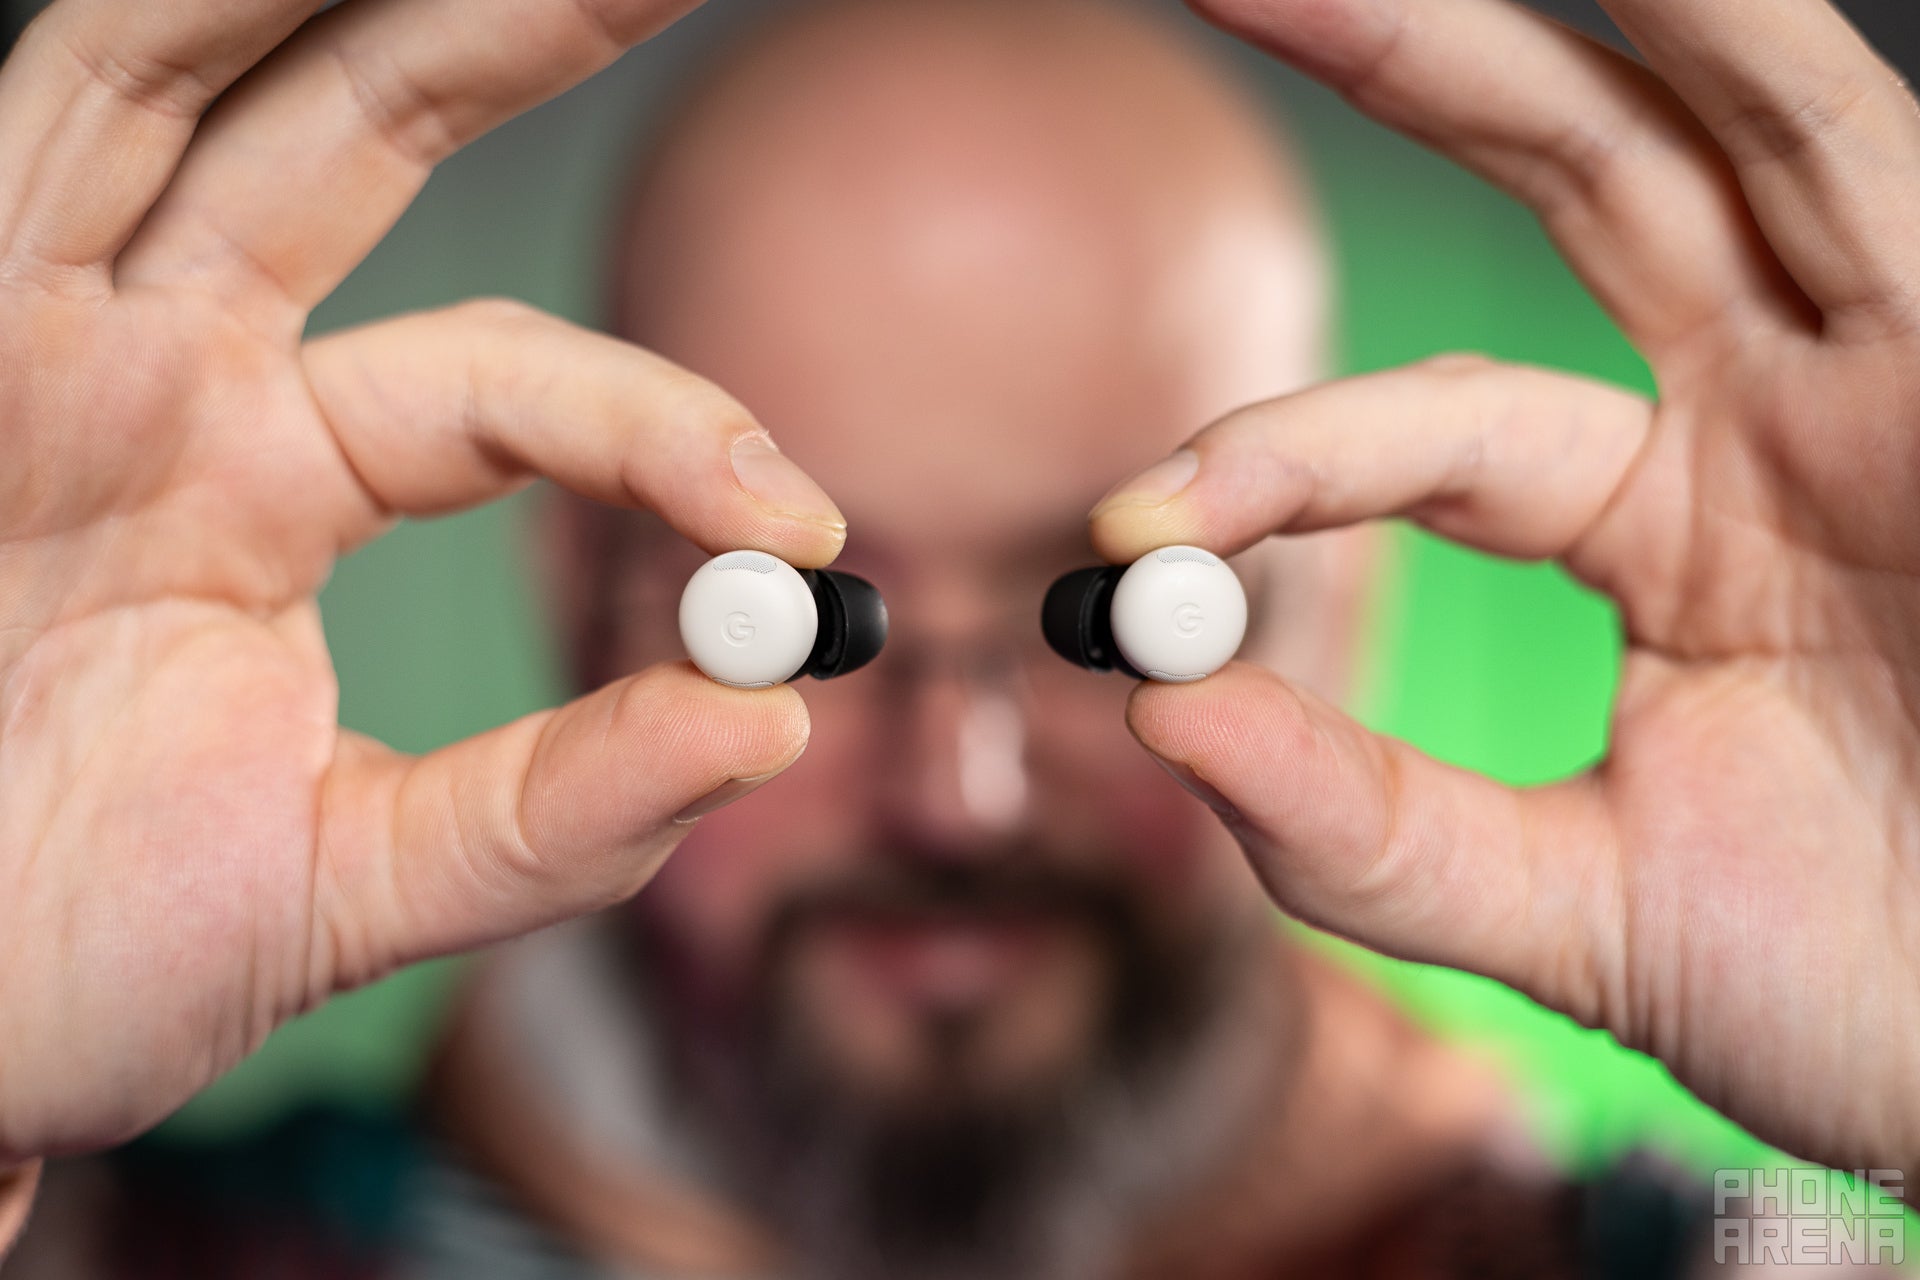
[1041,567,1106,667]
[822,570,888,677]
[796,570,889,680]
[1041,565,1137,676]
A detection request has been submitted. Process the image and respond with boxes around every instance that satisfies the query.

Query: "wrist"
[0,1159,43,1260]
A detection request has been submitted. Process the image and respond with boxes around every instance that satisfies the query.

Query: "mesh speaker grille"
[711,551,781,574]
[1155,547,1219,566]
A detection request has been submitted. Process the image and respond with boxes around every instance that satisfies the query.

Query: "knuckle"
[452,300,563,454]
[566,0,651,50]
[330,40,461,169]
[58,25,217,120]
[1713,77,1878,168]
[1329,4,1414,113]
[498,717,578,893]
[1177,0,1282,43]
[495,785,558,893]
[1516,115,1640,219]
[1195,0,1414,106]
[1340,747,1432,915]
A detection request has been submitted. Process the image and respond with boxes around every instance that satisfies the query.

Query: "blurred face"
[634,363,1272,1106]
[596,203,1328,1114]
[558,4,1349,1267]
[579,384,1312,1274]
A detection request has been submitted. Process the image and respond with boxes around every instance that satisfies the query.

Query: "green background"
[153,0,1820,1201]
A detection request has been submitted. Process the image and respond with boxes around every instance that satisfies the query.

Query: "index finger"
[1088,357,1657,603]
[1187,0,1799,348]
[115,0,700,318]
[303,299,848,565]
[0,0,323,273]
[1597,0,1920,326]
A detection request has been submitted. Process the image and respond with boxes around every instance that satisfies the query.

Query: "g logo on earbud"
[1172,602,1204,637]
[724,611,757,646]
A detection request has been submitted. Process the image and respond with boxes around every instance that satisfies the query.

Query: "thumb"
[313,662,806,991]
[1129,662,1622,1025]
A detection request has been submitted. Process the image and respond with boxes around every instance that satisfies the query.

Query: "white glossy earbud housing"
[1110,546,1248,682]
[679,551,819,688]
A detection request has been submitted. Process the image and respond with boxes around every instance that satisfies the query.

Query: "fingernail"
[673,769,783,824]
[1089,448,1200,519]
[1149,754,1241,823]
[731,435,847,532]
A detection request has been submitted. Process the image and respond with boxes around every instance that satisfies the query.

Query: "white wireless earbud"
[1041,545,1247,682]
[680,551,888,688]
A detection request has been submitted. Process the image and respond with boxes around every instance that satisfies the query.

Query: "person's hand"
[1094,0,1920,1179]
[0,0,847,1180]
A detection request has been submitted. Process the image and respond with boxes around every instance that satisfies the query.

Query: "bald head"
[611,0,1325,549]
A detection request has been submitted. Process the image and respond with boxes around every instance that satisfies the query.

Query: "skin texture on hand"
[0,0,849,1169]
[1092,0,1920,1182]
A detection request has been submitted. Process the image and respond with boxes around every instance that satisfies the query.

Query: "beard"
[630,857,1270,1280]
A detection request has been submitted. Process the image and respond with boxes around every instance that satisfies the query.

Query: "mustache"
[745,854,1234,1079]
[753,857,1154,959]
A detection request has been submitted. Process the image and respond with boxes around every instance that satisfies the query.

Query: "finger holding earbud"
[303,299,849,569]
[1128,661,1620,1030]
[1086,359,1654,1052]
[316,663,810,987]
[1087,358,1654,601]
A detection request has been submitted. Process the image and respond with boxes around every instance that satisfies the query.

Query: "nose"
[871,645,1033,862]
